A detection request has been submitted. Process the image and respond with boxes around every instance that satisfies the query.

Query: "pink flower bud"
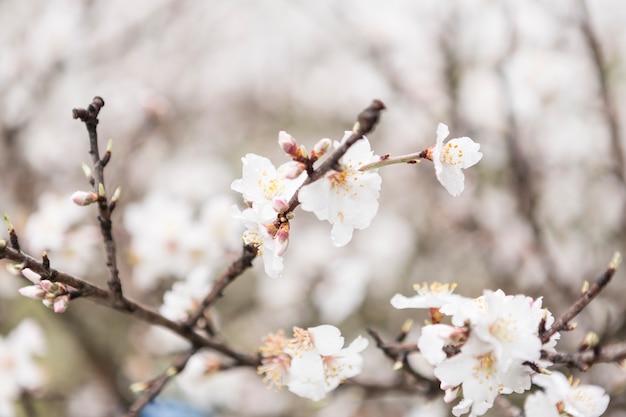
[70,191,99,206]
[312,138,332,157]
[275,223,290,256]
[39,280,62,294]
[18,285,46,300]
[272,198,289,213]
[278,131,299,156]
[282,161,305,179]
[21,268,41,284]
[53,295,70,313]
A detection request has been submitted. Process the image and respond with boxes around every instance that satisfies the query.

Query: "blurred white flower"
[429,123,482,196]
[525,372,609,417]
[299,132,382,247]
[0,320,47,417]
[160,266,213,322]
[23,193,99,276]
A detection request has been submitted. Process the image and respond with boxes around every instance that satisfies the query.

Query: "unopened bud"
[53,295,70,313]
[278,131,299,156]
[581,280,590,293]
[392,360,403,371]
[281,161,305,179]
[312,138,332,157]
[111,186,122,203]
[610,252,622,270]
[106,138,113,153]
[401,319,413,334]
[98,183,106,197]
[272,198,289,213]
[22,268,42,284]
[81,162,92,178]
[3,213,13,231]
[130,381,149,393]
[18,285,46,300]
[0,239,5,249]
[579,331,599,351]
[275,223,290,256]
[165,367,179,377]
[70,191,99,206]
[40,280,62,294]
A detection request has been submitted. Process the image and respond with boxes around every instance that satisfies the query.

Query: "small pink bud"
[53,295,70,313]
[272,198,289,213]
[70,191,99,206]
[22,268,41,284]
[18,285,46,300]
[281,161,305,179]
[312,138,332,157]
[40,280,62,294]
[275,223,290,256]
[278,131,298,156]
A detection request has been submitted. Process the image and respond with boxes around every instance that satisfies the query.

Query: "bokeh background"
[1,0,626,416]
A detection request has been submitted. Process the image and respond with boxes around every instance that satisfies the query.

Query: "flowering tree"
[0,95,623,417]
[2,2,626,417]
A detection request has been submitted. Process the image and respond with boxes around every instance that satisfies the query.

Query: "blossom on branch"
[299,132,382,247]
[525,372,609,417]
[258,324,368,401]
[18,268,73,313]
[426,123,482,196]
[392,285,558,417]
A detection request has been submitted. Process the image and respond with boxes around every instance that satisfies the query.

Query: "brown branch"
[285,99,386,214]
[185,100,386,330]
[541,253,621,343]
[0,243,260,366]
[541,340,626,371]
[184,244,257,329]
[72,96,125,304]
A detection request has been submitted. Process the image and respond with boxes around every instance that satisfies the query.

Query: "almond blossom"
[299,132,382,247]
[428,123,482,196]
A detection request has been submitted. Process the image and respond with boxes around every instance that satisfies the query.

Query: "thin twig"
[0,243,259,366]
[72,97,125,305]
[123,348,198,417]
[542,340,626,371]
[184,244,257,329]
[285,99,386,214]
[541,253,621,343]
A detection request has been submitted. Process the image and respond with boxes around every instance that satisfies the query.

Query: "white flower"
[287,325,368,400]
[526,372,609,417]
[160,266,213,322]
[299,132,382,247]
[231,204,287,279]
[231,153,305,212]
[418,324,466,365]
[391,282,462,310]
[430,123,482,196]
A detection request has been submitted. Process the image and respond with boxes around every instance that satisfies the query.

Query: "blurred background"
[1,0,626,416]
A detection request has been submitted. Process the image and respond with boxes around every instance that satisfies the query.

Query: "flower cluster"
[257,324,368,401]
[18,268,75,313]
[392,283,560,417]
[231,131,382,277]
